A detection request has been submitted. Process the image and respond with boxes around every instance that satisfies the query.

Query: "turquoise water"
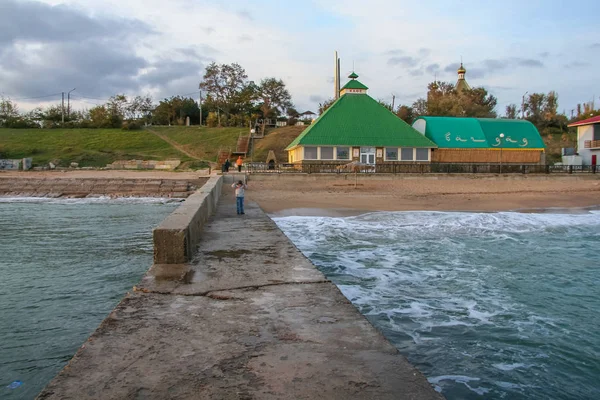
[274,210,600,400]
[0,198,179,399]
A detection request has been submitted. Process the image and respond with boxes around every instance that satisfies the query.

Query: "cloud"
[418,48,431,57]
[539,51,550,58]
[515,58,543,68]
[564,61,590,68]
[408,69,424,76]
[0,0,152,45]
[384,49,404,55]
[589,43,600,49]
[201,27,216,35]
[309,95,325,103]
[425,63,440,75]
[236,9,253,21]
[0,0,199,101]
[238,34,253,43]
[388,56,418,67]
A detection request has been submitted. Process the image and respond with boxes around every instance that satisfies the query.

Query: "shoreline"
[248,175,600,215]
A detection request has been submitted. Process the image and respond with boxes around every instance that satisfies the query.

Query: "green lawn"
[0,127,244,168]
[148,126,247,161]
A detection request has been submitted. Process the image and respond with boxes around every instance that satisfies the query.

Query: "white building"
[568,116,600,166]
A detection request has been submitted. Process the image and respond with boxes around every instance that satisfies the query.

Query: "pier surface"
[38,180,442,399]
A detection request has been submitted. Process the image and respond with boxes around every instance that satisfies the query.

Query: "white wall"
[577,125,600,165]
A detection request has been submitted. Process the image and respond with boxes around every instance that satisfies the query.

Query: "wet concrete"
[37,180,443,399]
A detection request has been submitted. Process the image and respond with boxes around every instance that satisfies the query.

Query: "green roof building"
[286,73,436,165]
[412,116,546,164]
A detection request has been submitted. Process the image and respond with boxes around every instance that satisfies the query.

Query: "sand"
[247,176,600,215]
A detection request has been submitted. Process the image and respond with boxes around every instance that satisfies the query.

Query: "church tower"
[456,62,471,92]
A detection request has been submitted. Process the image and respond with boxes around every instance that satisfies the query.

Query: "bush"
[122,121,142,131]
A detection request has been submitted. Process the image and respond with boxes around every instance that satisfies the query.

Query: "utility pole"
[61,92,65,124]
[67,88,76,119]
[198,86,202,126]
[521,91,528,119]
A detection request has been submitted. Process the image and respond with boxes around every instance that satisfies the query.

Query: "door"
[592,154,597,166]
[360,147,376,164]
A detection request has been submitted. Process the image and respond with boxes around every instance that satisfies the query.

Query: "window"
[304,146,317,160]
[594,124,600,141]
[385,148,398,161]
[416,148,429,161]
[320,146,334,160]
[401,148,414,161]
[336,147,350,160]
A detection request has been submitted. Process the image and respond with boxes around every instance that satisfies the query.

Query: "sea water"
[274,210,600,400]
[0,198,180,399]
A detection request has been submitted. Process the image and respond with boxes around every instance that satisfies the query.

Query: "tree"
[396,105,415,124]
[200,62,249,126]
[505,104,518,119]
[0,97,19,127]
[378,99,393,111]
[256,78,292,134]
[417,81,497,118]
[318,98,335,115]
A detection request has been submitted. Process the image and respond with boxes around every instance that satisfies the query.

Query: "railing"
[584,140,600,149]
[246,163,599,175]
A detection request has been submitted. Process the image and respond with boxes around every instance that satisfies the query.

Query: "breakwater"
[36,175,442,399]
[0,177,207,198]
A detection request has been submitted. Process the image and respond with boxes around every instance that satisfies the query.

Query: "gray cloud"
[516,58,543,68]
[418,48,431,57]
[384,49,404,55]
[236,9,253,21]
[590,43,600,49]
[0,0,208,102]
[388,56,418,67]
[539,51,550,58]
[0,0,152,45]
[201,27,216,35]
[309,95,325,103]
[564,61,590,68]
[443,57,544,79]
[425,63,440,75]
[408,69,424,76]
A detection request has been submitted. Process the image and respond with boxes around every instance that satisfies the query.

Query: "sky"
[1,0,599,116]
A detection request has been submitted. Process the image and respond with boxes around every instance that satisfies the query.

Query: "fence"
[245,162,598,175]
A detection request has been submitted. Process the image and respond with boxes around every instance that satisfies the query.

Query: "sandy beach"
[247,176,600,215]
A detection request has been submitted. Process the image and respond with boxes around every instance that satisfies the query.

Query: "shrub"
[122,121,142,131]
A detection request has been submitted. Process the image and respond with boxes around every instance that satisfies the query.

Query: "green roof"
[286,93,437,149]
[341,79,369,90]
[412,117,546,149]
[348,72,359,79]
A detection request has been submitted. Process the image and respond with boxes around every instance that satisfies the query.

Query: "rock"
[70,162,79,168]
[49,162,56,170]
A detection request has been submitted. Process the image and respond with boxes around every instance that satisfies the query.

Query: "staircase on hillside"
[232,133,251,156]
[217,150,231,166]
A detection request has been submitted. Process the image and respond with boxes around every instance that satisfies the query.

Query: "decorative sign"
[353,148,359,157]
[376,149,383,158]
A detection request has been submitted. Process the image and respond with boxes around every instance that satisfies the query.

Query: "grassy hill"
[0,127,247,168]
[251,126,305,163]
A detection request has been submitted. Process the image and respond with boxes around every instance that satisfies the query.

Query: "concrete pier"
[37,176,442,399]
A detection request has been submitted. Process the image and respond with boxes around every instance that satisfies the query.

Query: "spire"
[456,61,470,92]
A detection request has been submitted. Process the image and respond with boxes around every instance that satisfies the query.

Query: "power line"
[2,92,62,101]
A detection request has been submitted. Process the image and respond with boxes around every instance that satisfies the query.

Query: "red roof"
[568,115,600,127]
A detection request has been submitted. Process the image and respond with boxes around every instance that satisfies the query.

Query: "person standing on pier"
[236,156,243,172]
[231,180,247,215]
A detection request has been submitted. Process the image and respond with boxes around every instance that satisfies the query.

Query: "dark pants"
[237,165,242,172]
[236,196,244,214]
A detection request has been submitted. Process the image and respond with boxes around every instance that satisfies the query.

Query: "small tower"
[456,62,471,92]
[340,72,368,96]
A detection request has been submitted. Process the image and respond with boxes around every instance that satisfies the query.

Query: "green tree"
[318,98,335,115]
[200,62,249,126]
[256,78,293,134]
[505,104,518,119]
[396,105,415,124]
[0,97,19,127]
